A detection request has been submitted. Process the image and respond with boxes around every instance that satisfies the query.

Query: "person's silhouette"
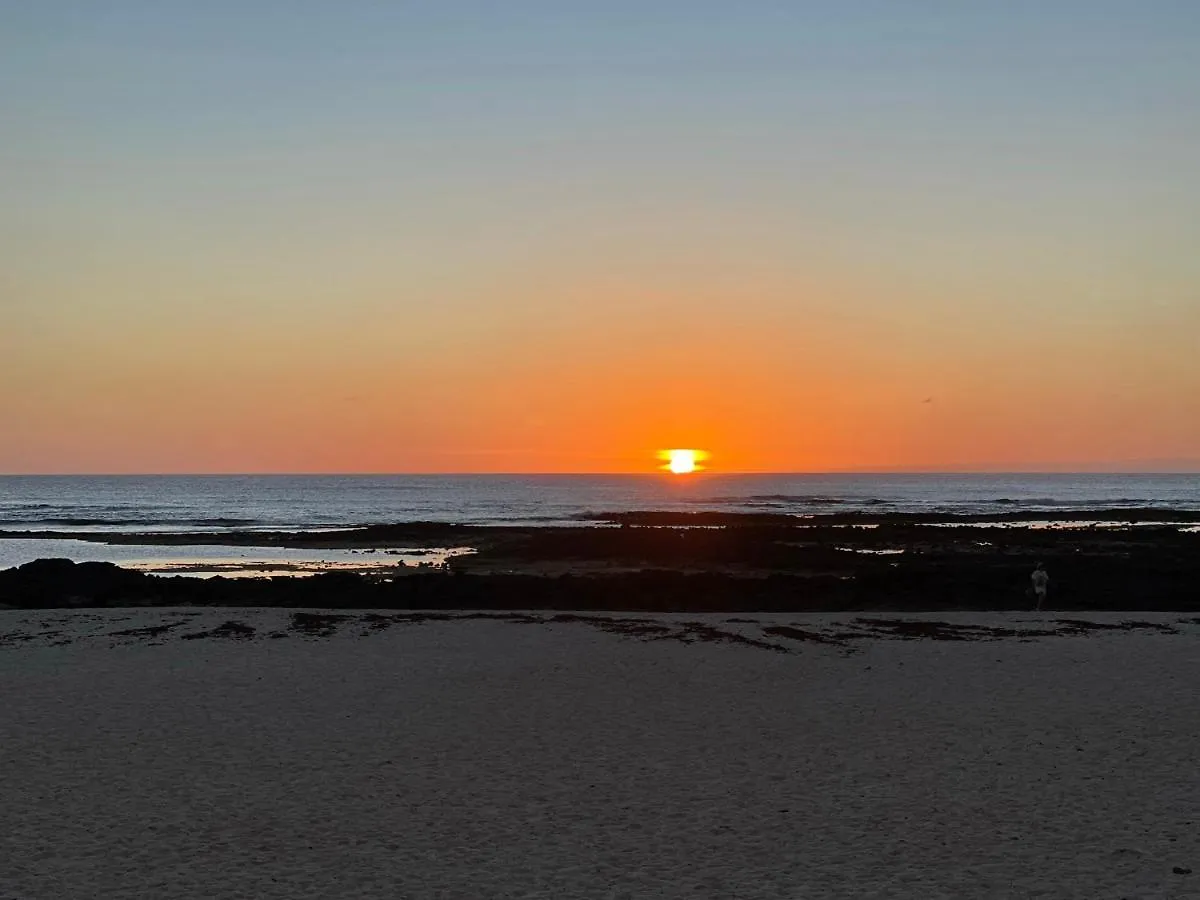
[1031,563,1049,610]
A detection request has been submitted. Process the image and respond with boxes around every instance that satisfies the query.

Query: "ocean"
[2,473,1199,531]
[2,473,1196,575]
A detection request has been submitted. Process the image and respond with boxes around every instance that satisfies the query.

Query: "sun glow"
[657,448,708,474]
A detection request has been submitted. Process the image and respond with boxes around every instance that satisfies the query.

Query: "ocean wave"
[988,497,1175,507]
[3,516,264,528]
[684,495,893,507]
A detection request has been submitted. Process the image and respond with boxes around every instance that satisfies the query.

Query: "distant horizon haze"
[3,462,1199,478]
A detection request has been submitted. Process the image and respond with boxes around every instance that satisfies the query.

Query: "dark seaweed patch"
[360,613,395,633]
[108,622,185,639]
[762,625,846,646]
[674,622,790,653]
[1054,619,1178,635]
[548,613,671,637]
[288,612,351,636]
[852,618,983,641]
[181,620,257,640]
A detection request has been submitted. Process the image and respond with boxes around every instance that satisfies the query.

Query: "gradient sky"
[3,1,1198,473]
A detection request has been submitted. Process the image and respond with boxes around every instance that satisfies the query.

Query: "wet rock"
[0,559,156,608]
[4,511,1200,614]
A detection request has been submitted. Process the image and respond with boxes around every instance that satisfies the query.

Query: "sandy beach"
[2,608,1198,899]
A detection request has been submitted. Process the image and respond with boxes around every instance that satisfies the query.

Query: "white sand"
[2,608,1198,899]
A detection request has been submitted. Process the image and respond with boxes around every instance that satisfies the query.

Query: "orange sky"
[5,264,1197,473]
[3,4,1199,473]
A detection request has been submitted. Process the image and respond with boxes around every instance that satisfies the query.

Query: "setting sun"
[658,448,708,474]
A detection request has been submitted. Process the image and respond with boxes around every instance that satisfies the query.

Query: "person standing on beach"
[1031,563,1049,610]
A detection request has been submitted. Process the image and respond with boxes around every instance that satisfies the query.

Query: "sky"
[2,1,1198,473]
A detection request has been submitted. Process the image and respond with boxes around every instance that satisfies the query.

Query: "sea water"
[2,473,1198,531]
[2,473,1197,574]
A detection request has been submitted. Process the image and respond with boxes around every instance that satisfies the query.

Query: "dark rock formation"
[0,559,158,608]
[2,514,1199,614]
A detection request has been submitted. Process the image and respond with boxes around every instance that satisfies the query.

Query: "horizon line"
[2,469,1198,478]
